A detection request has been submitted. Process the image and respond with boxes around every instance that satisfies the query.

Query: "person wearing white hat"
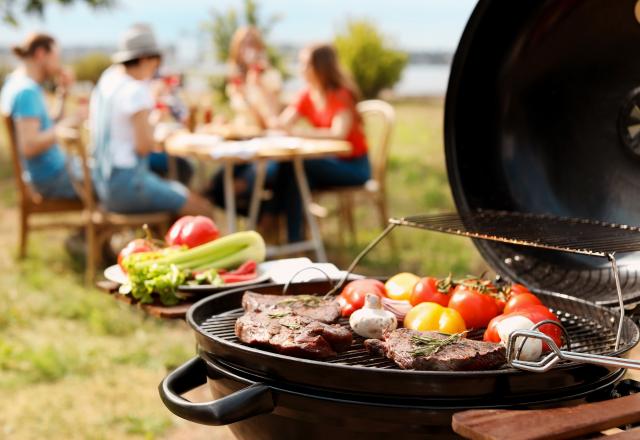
[89,24,213,216]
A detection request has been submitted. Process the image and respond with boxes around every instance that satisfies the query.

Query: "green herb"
[268,311,291,319]
[277,295,324,308]
[410,333,465,357]
[280,322,301,330]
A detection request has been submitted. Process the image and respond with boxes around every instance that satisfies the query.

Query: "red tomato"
[510,283,532,296]
[118,239,153,272]
[503,293,543,314]
[448,284,500,329]
[410,276,453,307]
[339,279,386,317]
[165,216,219,248]
[483,313,509,342]
[484,306,562,349]
[518,305,563,348]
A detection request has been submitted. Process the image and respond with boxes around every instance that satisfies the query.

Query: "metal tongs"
[507,319,640,372]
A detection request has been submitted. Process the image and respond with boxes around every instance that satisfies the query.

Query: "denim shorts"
[100,163,188,214]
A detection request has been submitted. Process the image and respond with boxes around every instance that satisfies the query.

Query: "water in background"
[186,63,451,98]
[283,63,450,98]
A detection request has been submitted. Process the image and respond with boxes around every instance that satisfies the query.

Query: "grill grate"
[389,211,640,257]
[199,294,621,371]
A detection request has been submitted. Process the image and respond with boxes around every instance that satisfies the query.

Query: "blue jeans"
[276,155,371,242]
[98,158,188,214]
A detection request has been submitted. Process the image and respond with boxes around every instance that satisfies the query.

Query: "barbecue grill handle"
[159,357,274,426]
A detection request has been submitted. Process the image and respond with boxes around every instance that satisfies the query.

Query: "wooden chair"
[56,127,171,283]
[315,99,396,246]
[3,115,85,259]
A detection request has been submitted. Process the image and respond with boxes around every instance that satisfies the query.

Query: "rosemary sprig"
[410,332,465,357]
[268,311,291,319]
[277,295,324,308]
[280,322,301,330]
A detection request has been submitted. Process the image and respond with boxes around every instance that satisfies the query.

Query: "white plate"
[103,263,271,295]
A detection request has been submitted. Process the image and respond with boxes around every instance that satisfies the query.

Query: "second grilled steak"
[242,292,341,323]
[235,311,353,359]
[365,328,506,371]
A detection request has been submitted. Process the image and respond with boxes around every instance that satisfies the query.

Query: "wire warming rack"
[388,210,640,257]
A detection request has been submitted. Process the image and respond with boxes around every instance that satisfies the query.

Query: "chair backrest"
[357,99,395,187]
[2,114,42,206]
[57,125,96,212]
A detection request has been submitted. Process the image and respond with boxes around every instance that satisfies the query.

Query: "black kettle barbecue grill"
[159,1,640,438]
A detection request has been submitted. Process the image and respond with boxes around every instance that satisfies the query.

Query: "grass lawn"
[0,98,486,439]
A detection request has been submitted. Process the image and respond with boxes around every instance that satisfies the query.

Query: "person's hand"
[55,67,75,95]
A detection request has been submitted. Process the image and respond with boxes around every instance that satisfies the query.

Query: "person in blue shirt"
[0,32,79,199]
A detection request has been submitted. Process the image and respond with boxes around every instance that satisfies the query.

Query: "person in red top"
[274,43,371,242]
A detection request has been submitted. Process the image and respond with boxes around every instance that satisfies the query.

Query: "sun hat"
[111,23,162,64]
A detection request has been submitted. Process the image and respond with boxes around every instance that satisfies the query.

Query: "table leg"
[293,157,327,262]
[247,160,267,231]
[223,161,236,233]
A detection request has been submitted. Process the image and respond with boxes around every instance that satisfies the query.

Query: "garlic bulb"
[349,294,398,339]
[496,315,542,361]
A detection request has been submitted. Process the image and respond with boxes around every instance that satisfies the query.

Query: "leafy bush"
[72,52,111,84]
[335,20,408,99]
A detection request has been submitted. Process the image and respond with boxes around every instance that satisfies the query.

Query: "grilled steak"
[364,328,506,371]
[235,311,352,359]
[242,292,340,323]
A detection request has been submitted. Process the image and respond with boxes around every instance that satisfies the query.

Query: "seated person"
[226,26,282,129]
[0,33,79,199]
[89,24,212,216]
[207,26,282,213]
[273,43,371,242]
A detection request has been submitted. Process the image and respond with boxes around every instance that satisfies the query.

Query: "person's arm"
[287,109,353,140]
[131,109,156,156]
[14,117,58,158]
[52,67,75,122]
[246,68,281,127]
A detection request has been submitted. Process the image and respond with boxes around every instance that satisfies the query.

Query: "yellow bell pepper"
[385,272,420,301]
[404,302,467,334]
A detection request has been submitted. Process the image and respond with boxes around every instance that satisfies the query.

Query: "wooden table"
[166,132,351,261]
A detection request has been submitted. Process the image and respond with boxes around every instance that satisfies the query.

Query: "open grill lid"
[444,0,640,305]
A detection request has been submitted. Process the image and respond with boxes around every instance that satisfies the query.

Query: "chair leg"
[85,221,97,285]
[376,194,396,253]
[343,193,357,244]
[18,207,28,259]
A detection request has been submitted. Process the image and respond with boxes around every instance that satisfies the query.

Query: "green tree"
[335,20,408,99]
[2,0,113,25]
[72,52,111,84]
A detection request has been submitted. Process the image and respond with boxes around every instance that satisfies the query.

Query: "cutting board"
[452,393,640,440]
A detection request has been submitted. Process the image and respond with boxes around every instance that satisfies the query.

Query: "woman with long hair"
[275,43,371,242]
[227,26,282,129]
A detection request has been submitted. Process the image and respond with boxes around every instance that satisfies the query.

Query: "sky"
[0,0,478,55]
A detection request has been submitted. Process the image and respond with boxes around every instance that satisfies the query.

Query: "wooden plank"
[451,394,640,440]
[96,281,192,320]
